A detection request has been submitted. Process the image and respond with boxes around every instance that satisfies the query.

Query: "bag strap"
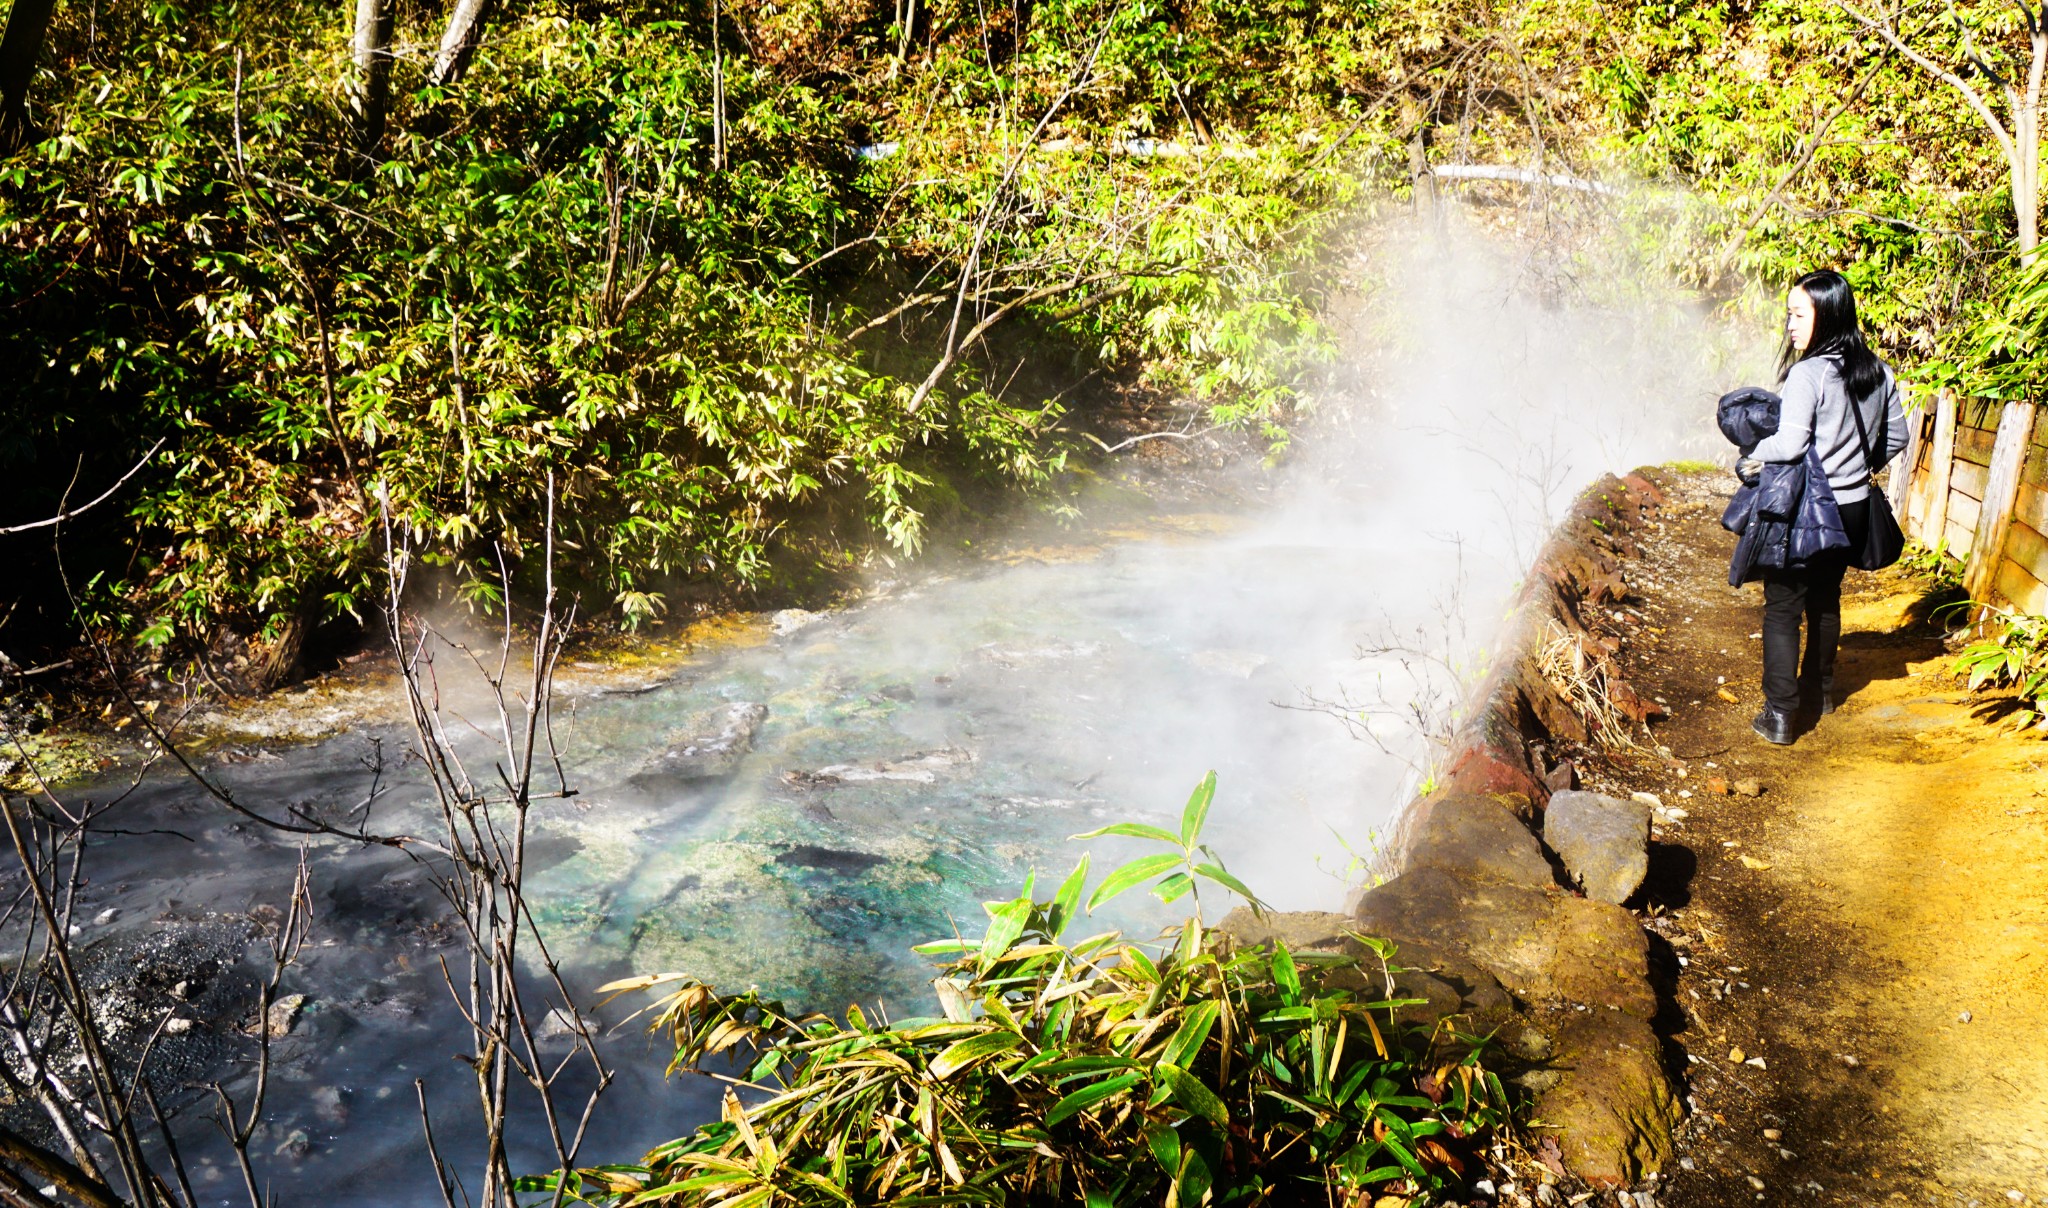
[1845,377,1885,478]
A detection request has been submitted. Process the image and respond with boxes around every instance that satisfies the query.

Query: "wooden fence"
[1889,392,2048,616]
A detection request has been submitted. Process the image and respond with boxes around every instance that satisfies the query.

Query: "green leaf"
[1272,942,1301,1002]
[1191,861,1261,908]
[980,896,1033,966]
[929,1030,1024,1079]
[1044,1071,1143,1128]
[1069,821,1183,845]
[1145,1122,1181,1175]
[1086,853,1185,912]
[1152,871,1195,904]
[1179,771,1217,847]
[1049,854,1090,936]
[1158,999,1220,1070]
[1177,1146,1214,1205]
[1155,1062,1227,1124]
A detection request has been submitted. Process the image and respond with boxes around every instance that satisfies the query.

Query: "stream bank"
[1571,469,2048,1207]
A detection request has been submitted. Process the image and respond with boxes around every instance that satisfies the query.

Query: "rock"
[536,1007,596,1045]
[1437,709,1550,811]
[770,609,823,635]
[1217,908,1356,953]
[641,703,768,780]
[260,994,306,1038]
[311,1084,348,1124]
[1532,1010,1681,1186]
[93,908,118,926]
[1543,791,1651,905]
[787,747,973,787]
[1732,778,1763,797]
[162,1017,193,1036]
[1402,794,1557,890]
[1217,909,1512,1032]
[1352,866,1655,1018]
[1190,648,1268,678]
[1703,776,1729,795]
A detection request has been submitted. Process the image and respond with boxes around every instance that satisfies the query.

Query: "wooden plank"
[1955,425,1999,466]
[1952,459,1990,501]
[1950,492,1983,540]
[1960,397,2000,430]
[1946,516,1977,557]
[1889,401,1928,518]
[2005,519,2048,583]
[1993,555,2048,618]
[2016,483,2048,537]
[1965,400,2042,605]
[2024,441,2048,491]
[1923,390,1958,547]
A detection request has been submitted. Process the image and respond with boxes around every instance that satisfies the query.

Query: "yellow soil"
[1765,590,2048,1198]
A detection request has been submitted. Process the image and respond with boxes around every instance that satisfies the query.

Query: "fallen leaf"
[1729,1047,1746,1063]
[1739,855,1772,871]
[1716,687,1740,703]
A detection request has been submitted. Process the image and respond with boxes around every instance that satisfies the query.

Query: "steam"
[1082,200,1758,907]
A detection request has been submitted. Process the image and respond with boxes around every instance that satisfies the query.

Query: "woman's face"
[1786,287,1816,352]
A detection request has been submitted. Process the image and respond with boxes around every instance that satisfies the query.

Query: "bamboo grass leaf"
[1086,853,1185,912]
[1179,771,1217,847]
[930,1031,1024,1079]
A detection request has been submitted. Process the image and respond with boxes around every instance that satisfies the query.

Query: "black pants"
[1760,499,1869,716]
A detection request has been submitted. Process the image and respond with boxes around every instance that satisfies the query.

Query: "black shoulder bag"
[1848,386,1906,571]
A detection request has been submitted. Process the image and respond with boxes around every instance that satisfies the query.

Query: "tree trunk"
[255,607,315,691]
[351,0,393,159]
[2025,27,2044,264]
[0,0,60,153]
[431,0,490,87]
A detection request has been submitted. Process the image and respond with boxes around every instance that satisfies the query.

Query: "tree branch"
[0,440,165,536]
[1836,0,2017,158]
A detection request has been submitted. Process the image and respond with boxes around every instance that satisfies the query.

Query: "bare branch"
[0,440,165,536]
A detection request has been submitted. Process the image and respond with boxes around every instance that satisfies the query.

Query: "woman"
[1745,270,1909,745]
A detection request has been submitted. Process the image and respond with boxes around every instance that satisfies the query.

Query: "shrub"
[532,774,1509,1206]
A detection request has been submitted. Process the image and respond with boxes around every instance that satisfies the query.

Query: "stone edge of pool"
[1221,466,1680,1189]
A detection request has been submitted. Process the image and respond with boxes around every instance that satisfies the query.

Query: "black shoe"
[1751,707,1795,745]
[1798,675,1836,718]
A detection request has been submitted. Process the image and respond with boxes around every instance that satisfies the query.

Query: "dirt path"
[1587,471,2048,1208]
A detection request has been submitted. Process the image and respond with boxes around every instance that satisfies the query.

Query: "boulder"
[641,702,768,780]
[1403,793,1557,890]
[1531,1009,1681,1186]
[1217,909,1511,1032]
[1216,908,1356,953]
[1351,866,1655,1019]
[1543,791,1651,905]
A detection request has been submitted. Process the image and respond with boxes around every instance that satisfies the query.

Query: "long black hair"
[1777,269,1887,402]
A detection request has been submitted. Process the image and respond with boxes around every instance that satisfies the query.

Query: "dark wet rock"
[775,844,887,874]
[1530,1009,1680,1187]
[1402,793,1556,889]
[1543,790,1651,905]
[871,682,917,702]
[310,1084,349,1125]
[784,747,973,787]
[641,702,768,780]
[1351,866,1655,1019]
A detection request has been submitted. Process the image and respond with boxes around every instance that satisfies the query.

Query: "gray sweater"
[1748,356,1910,504]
